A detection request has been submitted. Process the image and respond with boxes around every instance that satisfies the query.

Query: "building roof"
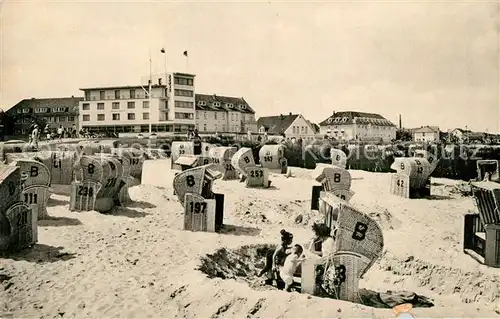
[7,97,83,115]
[79,84,166,91]
[412,126,440,134]
[173,72,196,77]
[195,93,255,114]
[257,113,300,134]
[318,111,396,127]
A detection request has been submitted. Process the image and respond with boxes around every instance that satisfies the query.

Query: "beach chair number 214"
[352,221,368,241]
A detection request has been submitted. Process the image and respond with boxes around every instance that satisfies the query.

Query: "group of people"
[27,122,80,149]
[257,222,339,296]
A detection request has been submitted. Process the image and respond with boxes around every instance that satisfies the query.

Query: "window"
[174,77,194,86]
[35,108,48,113]
[174,101,194,108]
[143,101,149,108]
[112,102,120,109]
[127,101,135,109]
[83,115,90,121]
[212,102,220,107]
[85,91,90,101]
[112,113,120,121]
[214,112,217,120]
[175,112,194,119]
[97,103,104,110]
[127,113,135,120]
[174,89,194,97]
[17,109,22,114]
[222,125,226,132]
[204,111,207,119]
[68,116,75,122]
[203,124,207,131]
[97,114,105,121]
[99,91,105,100]
[114,90,120,99]
[60,116,66,122]
[222,113,225,120]
[196,111,199,119]
[143,112,150,120]
[130,89,136,99]
[82,103,90,111]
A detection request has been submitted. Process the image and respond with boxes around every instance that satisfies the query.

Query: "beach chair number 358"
[352,221,368,241]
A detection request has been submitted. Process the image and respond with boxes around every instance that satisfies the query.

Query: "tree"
[396,129,412,142]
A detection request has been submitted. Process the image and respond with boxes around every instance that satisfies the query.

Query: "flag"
[183,51,188,57]
[160,48,165,53]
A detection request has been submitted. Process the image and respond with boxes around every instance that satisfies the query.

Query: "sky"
[1,0,499,132]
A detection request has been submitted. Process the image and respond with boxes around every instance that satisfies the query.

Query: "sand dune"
[1,159,499,318]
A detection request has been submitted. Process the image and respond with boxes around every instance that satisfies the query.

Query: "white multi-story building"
[195,94,257,133]
[79,72,196,134]
[319,111,396,142]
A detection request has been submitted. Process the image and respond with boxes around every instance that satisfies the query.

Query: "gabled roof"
[306,120,320,133]
[195,94,255,114]
[257,114,300,134]
[318,111,395,127]
[7,97,83,114]
[412,126,440,133]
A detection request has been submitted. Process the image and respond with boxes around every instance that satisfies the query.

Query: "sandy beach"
[1,158,499,318]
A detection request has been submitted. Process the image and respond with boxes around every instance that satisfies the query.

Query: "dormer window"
[226,103,234,108]
[327,118,333,124]
[212,102,220,107]
[240,104,246,109]
[341,117,348,122]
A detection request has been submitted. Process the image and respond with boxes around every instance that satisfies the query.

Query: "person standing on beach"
[31,124,39,149]
[57,125,64,140]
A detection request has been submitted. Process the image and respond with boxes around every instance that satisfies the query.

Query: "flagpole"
[148,48,152,137]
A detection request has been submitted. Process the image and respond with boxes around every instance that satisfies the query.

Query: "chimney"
[158,78,162,85]
[399,114,402,129]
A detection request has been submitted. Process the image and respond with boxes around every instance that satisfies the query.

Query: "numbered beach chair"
[231,147,255,177]
[475,160,500,182]
[208,147,238,180]
[330,148,348,169]
[173,165,225,232]
[301,196,384,301]
[0,165,35,253]
[183,192,223,232]
[414,149,439,176]
[311,165,354,211]
[390,157,432,198]
[71,155,124,212]
[463,181,500,267]
[111,148,145,183]
[100,153,134,206]
[259,144,288,174]
[10,159,51,220]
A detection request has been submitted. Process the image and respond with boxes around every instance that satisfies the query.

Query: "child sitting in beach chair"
[280,244,305,292]
[257,229,293,289]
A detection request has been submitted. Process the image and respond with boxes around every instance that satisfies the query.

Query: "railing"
[84,95,167,102]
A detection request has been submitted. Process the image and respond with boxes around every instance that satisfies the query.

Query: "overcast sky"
[1,0,499,132]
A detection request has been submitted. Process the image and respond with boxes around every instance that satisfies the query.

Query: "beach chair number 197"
[352,221,368,241]
[189,201,207,214]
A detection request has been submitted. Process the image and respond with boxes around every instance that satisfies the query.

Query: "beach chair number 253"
[250,170,263,178]
[352,221,368,241]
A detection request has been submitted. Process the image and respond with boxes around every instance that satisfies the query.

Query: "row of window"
[195,123,241,132]
[327,117,390,125]
[82,101,150,111]
[16,116,76,124]
[174,89,194,97]
[174,77,194,86]
[197,100,247,110]
[81,124,195,133]
[328,125,393,130]
[292,126,309,134]
[175,101,194,108]
[195,111,253,121]
[175,112,194,120]
[82,113,150,122]
[17,107,70,114]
